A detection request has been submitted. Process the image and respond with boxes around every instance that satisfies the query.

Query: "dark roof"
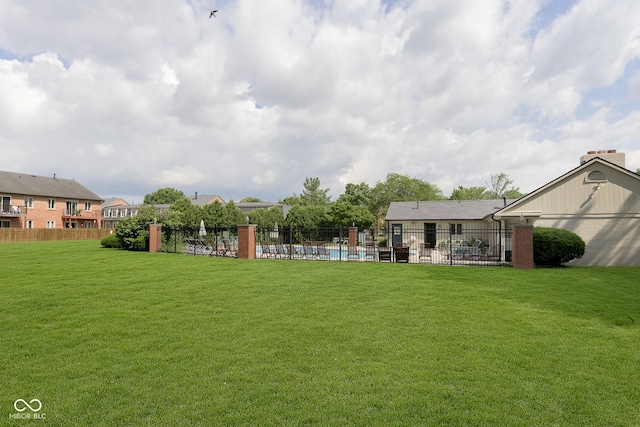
[0,170,102,201]
[385,199,515,221]
[235,202,292,215]
[188,194,224,206]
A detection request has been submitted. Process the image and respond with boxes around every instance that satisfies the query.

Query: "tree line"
[125,172,522,231]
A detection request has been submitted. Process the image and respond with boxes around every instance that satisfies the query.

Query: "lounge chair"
[419,243,432,263]
[394,245,410,263]
[222,239,237,257]
[275,243,289,259]
[317,244,330,260]
[289,244,303,259]
[261,242,275,259]
[452,239,483,260]
[378,247,392,262]
[365,243,377,261]
[303,242,317,260]
[347,245,360,261]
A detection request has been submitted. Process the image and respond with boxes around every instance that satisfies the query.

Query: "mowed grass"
[1,241,639,426]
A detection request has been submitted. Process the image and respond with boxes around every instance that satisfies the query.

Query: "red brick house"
[0,171,103,229]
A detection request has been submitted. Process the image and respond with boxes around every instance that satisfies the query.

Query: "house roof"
[494,156,640,217]
[385,199,515,221]
[102,198,129,208]
[189,194,224,206]
[235,202,292,215]
[0,170,102,201]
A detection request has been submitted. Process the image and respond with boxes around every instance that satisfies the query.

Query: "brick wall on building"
[20,196,103,228]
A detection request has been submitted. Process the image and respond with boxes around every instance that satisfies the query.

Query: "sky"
[1,0,640,204]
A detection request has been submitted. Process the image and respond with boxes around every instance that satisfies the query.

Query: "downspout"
[491,213,502,262]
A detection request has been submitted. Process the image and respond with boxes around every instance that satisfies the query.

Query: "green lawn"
[1,241,639,426]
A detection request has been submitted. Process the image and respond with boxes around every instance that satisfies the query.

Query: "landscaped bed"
[1,241,639,425]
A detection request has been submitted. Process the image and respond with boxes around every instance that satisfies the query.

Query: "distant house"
[385,199,514,259]
[189,193,225,206]
[102,198,128,208]
[235,202,291,216]
[0,171,103,229]
[101,193,225,229]
[494,150,640,266]
[102,202,170,229]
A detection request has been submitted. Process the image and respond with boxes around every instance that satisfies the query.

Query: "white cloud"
[94,143,114,157]
[0,0,639,203]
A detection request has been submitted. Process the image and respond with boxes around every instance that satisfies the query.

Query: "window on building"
[0,220,10,228]
[1,196,10,213]
[46,221,56,228]
[85,202,92,211]
[66,201,78,216]
[586,170,607,183]
[26,220,34,228]
[48,199,56,210]
[450,223,462,235]
[25,197,34,208]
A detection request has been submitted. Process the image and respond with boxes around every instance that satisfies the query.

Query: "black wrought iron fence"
[160,224,512,266]
[256,226,382,261]
[380,224,512,266]
[161,225,238,257]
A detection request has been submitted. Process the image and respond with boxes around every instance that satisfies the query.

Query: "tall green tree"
[449,186,488,200]
[282,177,331,207]
[283,205,329,229]
[335,182,373,208]
[222,200,246,227]
[143,187,185,205]
[486,173,524,199]
[240,196,262,203]
[169,196,202,228]
[300,177,331,206]
[328,201,376,228]
[370,173,443,220]
[202,201,226,227]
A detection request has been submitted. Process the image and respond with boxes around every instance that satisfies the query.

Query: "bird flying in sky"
[209,10,218,18]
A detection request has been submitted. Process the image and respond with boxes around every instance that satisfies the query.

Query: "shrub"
[101,234,123,249]
[533,227,585,266]
[125,234,149,252]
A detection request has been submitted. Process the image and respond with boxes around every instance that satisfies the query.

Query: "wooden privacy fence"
[0,228,112,243]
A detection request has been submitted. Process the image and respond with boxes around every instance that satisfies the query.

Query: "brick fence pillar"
[348,227,358,246]
[512,225,534,269]
[149,225,162,253]
[237,224,256,259]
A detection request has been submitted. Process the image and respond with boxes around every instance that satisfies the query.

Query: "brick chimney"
[580,150,625,168]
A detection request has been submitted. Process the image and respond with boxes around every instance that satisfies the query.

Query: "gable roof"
[386,199,515,221]
[188,194,225,206]
[494,156,640,217]
[0,170,102,201]
[102,198,129,208]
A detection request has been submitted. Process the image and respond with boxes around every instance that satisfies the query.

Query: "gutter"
[491,213,502,262]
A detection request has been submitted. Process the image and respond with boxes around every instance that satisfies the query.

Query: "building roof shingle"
[385,199,515,221]
[0,171,102,201]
